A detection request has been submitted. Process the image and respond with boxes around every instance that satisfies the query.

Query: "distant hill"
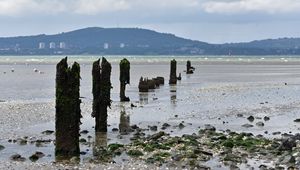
[0,27,299,55]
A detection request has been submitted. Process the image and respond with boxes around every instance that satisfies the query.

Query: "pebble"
[247,116,255,122]
[242,124,254,128]
[10,154,26,161]
[256,121,264,127]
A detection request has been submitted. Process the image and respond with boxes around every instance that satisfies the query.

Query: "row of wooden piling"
[55,57,194,157]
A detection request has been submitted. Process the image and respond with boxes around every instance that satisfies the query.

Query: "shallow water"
[1,55,300,169]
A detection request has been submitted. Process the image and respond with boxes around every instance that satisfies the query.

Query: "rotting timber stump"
[92,58,112,132]
[138,77,150,92]
[120,58,130,102]
[186,60,195,74]
[55,57,81,157]
[169,59,177,85]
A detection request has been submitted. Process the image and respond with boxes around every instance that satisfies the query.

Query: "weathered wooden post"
[119,58,130,101]
[186,60,194,74]
[92,58,112,132]
[169,59,177,84]
[138,77,149,92]
[55,57,81,157]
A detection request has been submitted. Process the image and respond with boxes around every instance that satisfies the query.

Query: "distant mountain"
[0,27,299,55]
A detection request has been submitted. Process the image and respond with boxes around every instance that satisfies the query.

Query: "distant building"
[104,43,109,49]
[59,42,66,49]
[120,43,125,48]
[39,42,45,49]
[49,42,56,49]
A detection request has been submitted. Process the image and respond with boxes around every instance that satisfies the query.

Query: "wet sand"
[1,57,300,169]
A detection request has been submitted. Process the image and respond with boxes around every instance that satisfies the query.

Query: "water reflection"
[119,110,131,135]
[170,85,177,107]
[93,132,107,157]
[139,92,149,105]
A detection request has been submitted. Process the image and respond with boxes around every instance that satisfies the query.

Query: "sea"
[1,55,300,168]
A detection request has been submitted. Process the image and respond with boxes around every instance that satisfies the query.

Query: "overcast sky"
[0,0,300,43]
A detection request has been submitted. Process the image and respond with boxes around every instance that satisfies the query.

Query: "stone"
[204,124,216,131]
[263,116,270,121]
[41,130,54,135]
[80,130,89,134]
[149,126,158,131]
[247,116,255,122]
[279,138,296,151]
[178,123,185,129]
[0,145,4,151]
[112,128,119,132]
[29,151,45,162]
[10,154,26,161]
[237,113,244,117]
[242,124,254,128]
[256,121,264,127]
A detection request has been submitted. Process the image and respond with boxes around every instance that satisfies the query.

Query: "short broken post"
[186,60,195,74]
[55,57,81,157]
[120,58,130,101]
[92,58,112,132]
[169,59,177,84]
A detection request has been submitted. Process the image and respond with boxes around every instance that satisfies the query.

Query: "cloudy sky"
[0,0,300,43]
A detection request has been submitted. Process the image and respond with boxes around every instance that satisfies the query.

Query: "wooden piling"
[92,58,112,132]
[119,58,130,101]
[55,57,81,157]
[169,59,177,84]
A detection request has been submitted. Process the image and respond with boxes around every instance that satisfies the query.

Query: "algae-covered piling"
[120,58,130,102]
[169,59,177,84]
[92,58,112,132]
[55,57,81,157]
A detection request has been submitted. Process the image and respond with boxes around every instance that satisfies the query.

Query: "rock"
[178,123,185,129]
[256,121,264,127]
[79,138,87,143]
[259,164,268,170]
[162,123,171,129]
[80,130,89,134]
[0,145,4,151]
[149,126,158,131]
[279,138,296,151]
[272,131,281,135]
[242,124,254,128]
[281,155,295,164]
[130,103,137,107]
[237,113,244,117]
[247,116,255,122]
[174,115,178,118]
[263,116,270,121]
[41,130,54,135]
[131,124,139,130]
[80,151,87,155]
[294,119,300,122]
[10,154,26,161]
[149,131,165,140]
[16,138,27,145]
[204,124,216,131]
[172,154,183,161]
[112,128,119,132]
